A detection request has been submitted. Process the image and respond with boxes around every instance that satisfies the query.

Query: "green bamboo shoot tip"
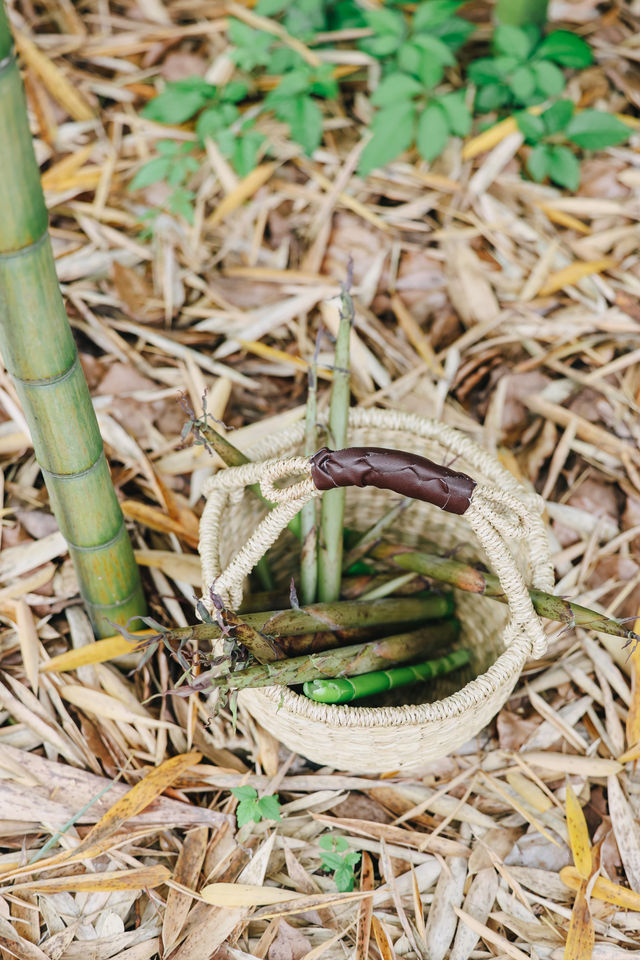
[303,649,471,703]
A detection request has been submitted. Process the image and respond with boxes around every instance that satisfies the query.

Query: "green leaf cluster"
[317,833,362,892]
[469,24,592,112]
[129,0,632,226]
[517,100,631,189]
[230,785,282,828]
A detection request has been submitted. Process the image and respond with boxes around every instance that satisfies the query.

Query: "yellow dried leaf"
[625,610,640,749]
[371,916,395,960]
[462,117,519,161]
[207,163,276,229]
[200,883,302,907]
[8,865,170,894]
[60,752,201,861]
[522,752,622,777]
[133,550,202,586]
[121,501,198,548]
[43,631,154,672]
[564,882,594,960]
[16,600,39,694]
[561,865,640,911]
[539,258,615,296]
[565,783,592,880]
[506,772,552,813]
[14,30,94,121]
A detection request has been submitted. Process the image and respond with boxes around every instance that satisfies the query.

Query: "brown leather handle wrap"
[309,446,476,515]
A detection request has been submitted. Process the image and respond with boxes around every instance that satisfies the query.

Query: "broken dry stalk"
[195,620,460,693]
[372,544,640,645]
[318,277,353,603]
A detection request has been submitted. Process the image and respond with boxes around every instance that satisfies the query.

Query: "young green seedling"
[469,23,592,112]
[318,833,361,892]
[516,99,631,189]
[230,785,282,828]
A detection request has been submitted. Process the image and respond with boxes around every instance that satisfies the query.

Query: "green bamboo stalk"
[158,593,454,649]
[0,6,145,637]
[494,0,548,26]
[318,283,353,602]
[198,620,460,693]
[372,544,640,645]
[300,360,318,605]
[303,648,470,703]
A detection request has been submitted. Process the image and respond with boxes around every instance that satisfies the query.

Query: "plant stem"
[199,620,460,692]
[303,648,470,703]
[194,416,301,547]
[342,499,411,571]
[300,360,318,604]
[372,544,640,645]
[318,280,353,602]
[0,6,145,636]
[494,0,549,26]
[159,593,454,650]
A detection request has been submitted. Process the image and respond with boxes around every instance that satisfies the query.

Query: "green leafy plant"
[317,833,361,892]
[359,0,474,69]
[264,63,338,155]
[230,785,282,828]
[469,24,592,112]
[516,100,631,189]
[129,140,198,224]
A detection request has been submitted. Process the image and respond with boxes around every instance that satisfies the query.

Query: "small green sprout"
[516,100,631,190]
[317,833,361,892]
[230,785,282,828]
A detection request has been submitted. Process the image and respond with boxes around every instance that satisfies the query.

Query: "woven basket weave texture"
[199,408,553,773]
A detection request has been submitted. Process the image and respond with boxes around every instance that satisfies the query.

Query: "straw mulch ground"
[1,0,640,957]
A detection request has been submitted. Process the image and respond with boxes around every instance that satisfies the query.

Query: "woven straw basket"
[199,408,554,773]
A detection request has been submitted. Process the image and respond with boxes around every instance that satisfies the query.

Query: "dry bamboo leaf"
[133,550,201,586]
[520,752,622,777]
[171,834,277,960]
[59,686,175,729]
[355,851,373,960]
[607,775,640,891]
[6,865,170,894]
[199,883,302,907]
[60,751,201,862]
[449,867,499,960]
[120,501,198,548]
[43,633,152,673]
[560,865,640,910]
[564,881,594,960]
[0,532,67,582]
[312,814,469,858]
[41,144,95,190]
[424,854,467,960]
[207,163,276,229]
[0,682,84,767]
[453,906,531,960]
[538,258,615,296]
[15,600,39,694]
[506,772,552,813]
[13,30,94,121]
[162,826,208,952]
[251,889,373,921]
[370,915,395,960]
[565,783,592,880]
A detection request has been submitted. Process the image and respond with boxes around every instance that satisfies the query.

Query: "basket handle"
[309,446,476,516]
